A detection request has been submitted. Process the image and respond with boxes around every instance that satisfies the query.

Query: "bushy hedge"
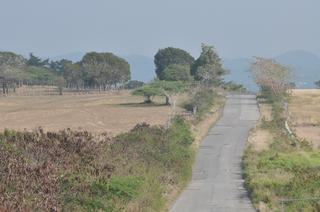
[182,88,216,121]
[0,117,194,211]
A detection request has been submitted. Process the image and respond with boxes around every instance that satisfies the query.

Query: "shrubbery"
[182,88,216,121]
[0,117,194,211]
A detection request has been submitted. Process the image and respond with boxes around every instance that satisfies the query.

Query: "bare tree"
[251,57,292,98]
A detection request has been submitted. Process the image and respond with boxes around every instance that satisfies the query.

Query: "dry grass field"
[0,91,182,135]
[289,89,320,148]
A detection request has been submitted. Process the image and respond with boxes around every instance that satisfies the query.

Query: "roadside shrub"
[124,80,145,89]
[0,117,194,211]
[183,88,216,120]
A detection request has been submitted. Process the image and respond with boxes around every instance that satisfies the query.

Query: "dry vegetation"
[0,87,226,211]
[0,91,183,135]
[245,90,320,211]
[289,89,320,148]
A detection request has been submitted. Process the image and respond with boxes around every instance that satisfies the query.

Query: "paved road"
[170,94,260,212]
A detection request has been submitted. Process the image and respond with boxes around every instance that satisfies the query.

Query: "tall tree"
[191,44,226,84]
[27,53,49,67]
[0,52,26,94]
[61,60,83,90]
[81,52,130,90]
[154,47,194,80]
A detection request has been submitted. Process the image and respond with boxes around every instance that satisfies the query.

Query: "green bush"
[183,88,216,120]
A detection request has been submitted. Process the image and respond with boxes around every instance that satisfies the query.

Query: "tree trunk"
[165,96,170,105]
[145,95,152,103]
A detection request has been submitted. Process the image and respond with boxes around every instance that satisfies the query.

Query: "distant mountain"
[223,50,320,91]
[222,58,258,92]
[50,52,85,62]
[275,50,320,88]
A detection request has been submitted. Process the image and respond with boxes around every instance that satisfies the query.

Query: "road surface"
[170,94,260,212]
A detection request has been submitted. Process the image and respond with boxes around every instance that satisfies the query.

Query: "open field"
[0,91,182,135]
[289,89,320,148]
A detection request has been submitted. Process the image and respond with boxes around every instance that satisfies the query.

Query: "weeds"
[0,118,194,211]
[244,91,320,211]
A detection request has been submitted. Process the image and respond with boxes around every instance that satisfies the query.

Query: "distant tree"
[251,57,292,100]
[0,52,26,94]
[132,84,161,103]
[61,60,83,90]
[191,44,226,84]
[81,52,130,90]
[132,80,186,105]
[154,47,194,80]
[124,80,145,89]
[162,64,192,81]
[55,76,66,95]
[27,53,49,67]
[315,80,320,88]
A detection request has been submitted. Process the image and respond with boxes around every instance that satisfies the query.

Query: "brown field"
[0,91,182,135]
[289,89,320,148]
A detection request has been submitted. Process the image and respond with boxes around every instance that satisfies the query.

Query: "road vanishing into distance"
[170,94,260,212]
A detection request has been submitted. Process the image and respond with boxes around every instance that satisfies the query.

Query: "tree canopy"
[191,44,226,84]
[154,47,194,80]
[81,52,131,89]
[132,81,186,104]
[162,64,192,81]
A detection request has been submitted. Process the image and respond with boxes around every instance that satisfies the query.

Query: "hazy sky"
[0,0,319,58]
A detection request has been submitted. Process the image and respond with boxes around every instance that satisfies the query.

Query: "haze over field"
[1,0,319,89]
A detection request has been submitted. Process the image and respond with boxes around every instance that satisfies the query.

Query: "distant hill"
[50,52,85,62]
[223,50,320,91]
[275,50,320,88]
[122,55,155,82]
[222,58,258,91]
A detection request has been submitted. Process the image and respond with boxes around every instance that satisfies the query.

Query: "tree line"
[0,52,131,94]
[0,43,230,95]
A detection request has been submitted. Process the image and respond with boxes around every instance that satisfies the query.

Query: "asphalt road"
[170,94,260,212]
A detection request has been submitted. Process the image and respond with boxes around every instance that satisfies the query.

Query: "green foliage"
[81,52,131,87]
[191,44,226,83]
[124,80,145,89]
[27,53,49,67]
[222,81,247,92]
[24,66,59,85]
[132,81,187,103]
[183,88,216,120]
[162,64,193,81]
[154,47,194,80]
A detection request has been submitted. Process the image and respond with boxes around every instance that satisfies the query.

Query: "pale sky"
[0,0,319,58]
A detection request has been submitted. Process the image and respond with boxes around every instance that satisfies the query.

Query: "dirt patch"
[248,128,273,152]
[289,89,320,149]
[259,103,272,121]
[0,91,178,135]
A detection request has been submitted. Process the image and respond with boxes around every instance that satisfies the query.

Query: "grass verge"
[244,97,320,211]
